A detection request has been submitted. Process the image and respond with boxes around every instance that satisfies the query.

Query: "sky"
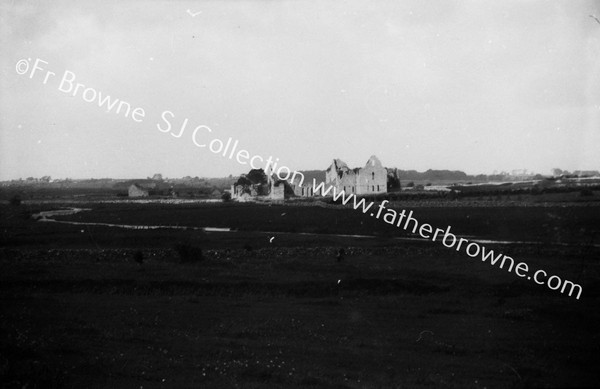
[1,0,599,180]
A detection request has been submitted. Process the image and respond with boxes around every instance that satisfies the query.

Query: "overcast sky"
[1,0,599,179]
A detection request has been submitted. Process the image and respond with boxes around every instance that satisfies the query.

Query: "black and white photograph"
[1,1,599,387]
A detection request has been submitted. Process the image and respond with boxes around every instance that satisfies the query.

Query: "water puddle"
[33,208,597,248]
[32,208,92,220]
[33,208,230,232]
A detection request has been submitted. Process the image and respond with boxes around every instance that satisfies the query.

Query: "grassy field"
[1,202,599,388]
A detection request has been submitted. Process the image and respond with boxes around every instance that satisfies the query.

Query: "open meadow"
[1,200,599,388]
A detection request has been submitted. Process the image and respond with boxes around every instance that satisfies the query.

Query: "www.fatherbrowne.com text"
[312,180,583,300]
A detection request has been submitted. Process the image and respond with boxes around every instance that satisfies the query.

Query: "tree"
[386,169,401,191]
[447,190,459,200]
[174,241,204,263]
[245,169,268,185]
[235,176,253,186]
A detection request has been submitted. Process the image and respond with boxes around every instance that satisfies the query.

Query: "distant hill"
[0,176,238,193]
[297,168,471,186]
[396,169,469,182]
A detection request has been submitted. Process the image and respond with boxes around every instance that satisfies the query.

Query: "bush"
[580,188,594,197]
[447,191,459,200]
[174,241,204,263]
[9,195,21,206]
[133,250,144,264]
[221,192,232,202]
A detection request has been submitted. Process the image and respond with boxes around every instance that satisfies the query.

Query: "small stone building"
[128,184,150,197]
[270,179,285,200]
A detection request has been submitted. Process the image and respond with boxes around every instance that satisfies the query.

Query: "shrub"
[9,195,21,206]
[580,188,594,197]
[221,192,232,202]
[175,241,204,263]
[133,250,144,265]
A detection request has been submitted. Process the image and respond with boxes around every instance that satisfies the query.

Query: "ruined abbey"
[323,155,387,195]
[231,155,390,201]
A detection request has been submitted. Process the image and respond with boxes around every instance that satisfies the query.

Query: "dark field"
[1,202,599,388]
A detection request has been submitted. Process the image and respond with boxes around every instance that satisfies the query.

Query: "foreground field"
[1,203,599,388]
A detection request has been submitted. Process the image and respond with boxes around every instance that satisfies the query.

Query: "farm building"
[128,184,150,197]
